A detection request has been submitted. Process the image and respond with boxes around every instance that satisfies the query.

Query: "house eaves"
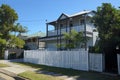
[57,13,69,20]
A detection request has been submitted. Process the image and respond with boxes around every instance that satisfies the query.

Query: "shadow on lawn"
[14,62,120,80]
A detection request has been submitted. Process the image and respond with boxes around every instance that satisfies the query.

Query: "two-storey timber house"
[39,10,98,51]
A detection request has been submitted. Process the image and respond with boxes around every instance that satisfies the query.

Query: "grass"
[15,62,120,80]
[19,71,63,80]
[0,63,9,68]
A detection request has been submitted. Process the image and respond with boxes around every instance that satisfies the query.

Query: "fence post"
[4,50,8,60]
[117,54,120,75]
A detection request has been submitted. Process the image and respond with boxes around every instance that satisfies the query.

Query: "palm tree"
[15,23,28,35]
[13,23,19,36]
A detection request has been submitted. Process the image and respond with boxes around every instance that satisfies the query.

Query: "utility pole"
[56,21,58,51]
[46,20,48,37]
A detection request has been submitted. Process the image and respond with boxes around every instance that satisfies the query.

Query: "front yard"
[15,62,120,80]
[19,71,63,80]
[0,63,9,68]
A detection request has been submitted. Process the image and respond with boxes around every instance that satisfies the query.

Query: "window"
[60,24,63,29]
[70,23,73,27]
[80,19,84,25]
[33,38,37,42]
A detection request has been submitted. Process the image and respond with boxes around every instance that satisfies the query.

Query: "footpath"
[0,59,37,80]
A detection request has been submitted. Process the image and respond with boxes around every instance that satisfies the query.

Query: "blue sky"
[0,0,120,34]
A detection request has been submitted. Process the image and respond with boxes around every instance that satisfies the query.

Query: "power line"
[18,19,47,22]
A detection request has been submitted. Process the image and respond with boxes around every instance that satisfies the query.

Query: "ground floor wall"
[45,37,94,51]
[46,40,57,51]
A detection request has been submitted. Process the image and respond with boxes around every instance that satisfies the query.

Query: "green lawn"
[19,71,63,80]
[15,62,120,80]
[0,63,9,68]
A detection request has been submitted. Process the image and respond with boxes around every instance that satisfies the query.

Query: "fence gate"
[105,48,118,73]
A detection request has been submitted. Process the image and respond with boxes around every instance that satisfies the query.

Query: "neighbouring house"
[39,10,98,51]
[18,31,46,50]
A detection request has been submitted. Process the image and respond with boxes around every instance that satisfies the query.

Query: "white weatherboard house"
[18,31,46,50]
[39,10,98,51]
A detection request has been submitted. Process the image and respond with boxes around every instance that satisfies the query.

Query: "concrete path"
[0,73,15,80]
[0,59,37,80]
[0,60,37,74]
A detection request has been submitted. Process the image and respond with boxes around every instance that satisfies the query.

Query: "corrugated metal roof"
[27,31,46,38]
[68,10,92,17]
[20,31,46,39]
[47,10,93,24]
[20,33,28,36]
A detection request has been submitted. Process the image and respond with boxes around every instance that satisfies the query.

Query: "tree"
[0,4,26,58]
[57,29,85,50]
[16,23,28,35]
[0,4,18,39]
[93,3,120,51]
[7,35,25,48]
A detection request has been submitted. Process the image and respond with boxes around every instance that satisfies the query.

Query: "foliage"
[0,38,6,45]
[0,4,27,58]
[12,23,28,36]
[6,35,25,48]
[89,46,102,53]
[16,23,28,34]
[93,3,120,51]
[56,43,65,50]
[0,4,18,39]
[57,29,85,50]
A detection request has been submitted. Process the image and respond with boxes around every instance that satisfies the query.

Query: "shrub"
[89,46,102,53]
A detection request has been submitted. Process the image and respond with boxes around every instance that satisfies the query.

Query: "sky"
[0,0,120,34]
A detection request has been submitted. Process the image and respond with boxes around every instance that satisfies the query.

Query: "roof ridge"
[69,10,92,17]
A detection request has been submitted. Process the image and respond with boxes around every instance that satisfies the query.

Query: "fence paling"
[89,53,103,72]
[24,50,89,71]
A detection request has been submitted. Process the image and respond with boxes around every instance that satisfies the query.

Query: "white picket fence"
[89,53,104,72]
[117,54,120,75]
[24,50,89,71]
